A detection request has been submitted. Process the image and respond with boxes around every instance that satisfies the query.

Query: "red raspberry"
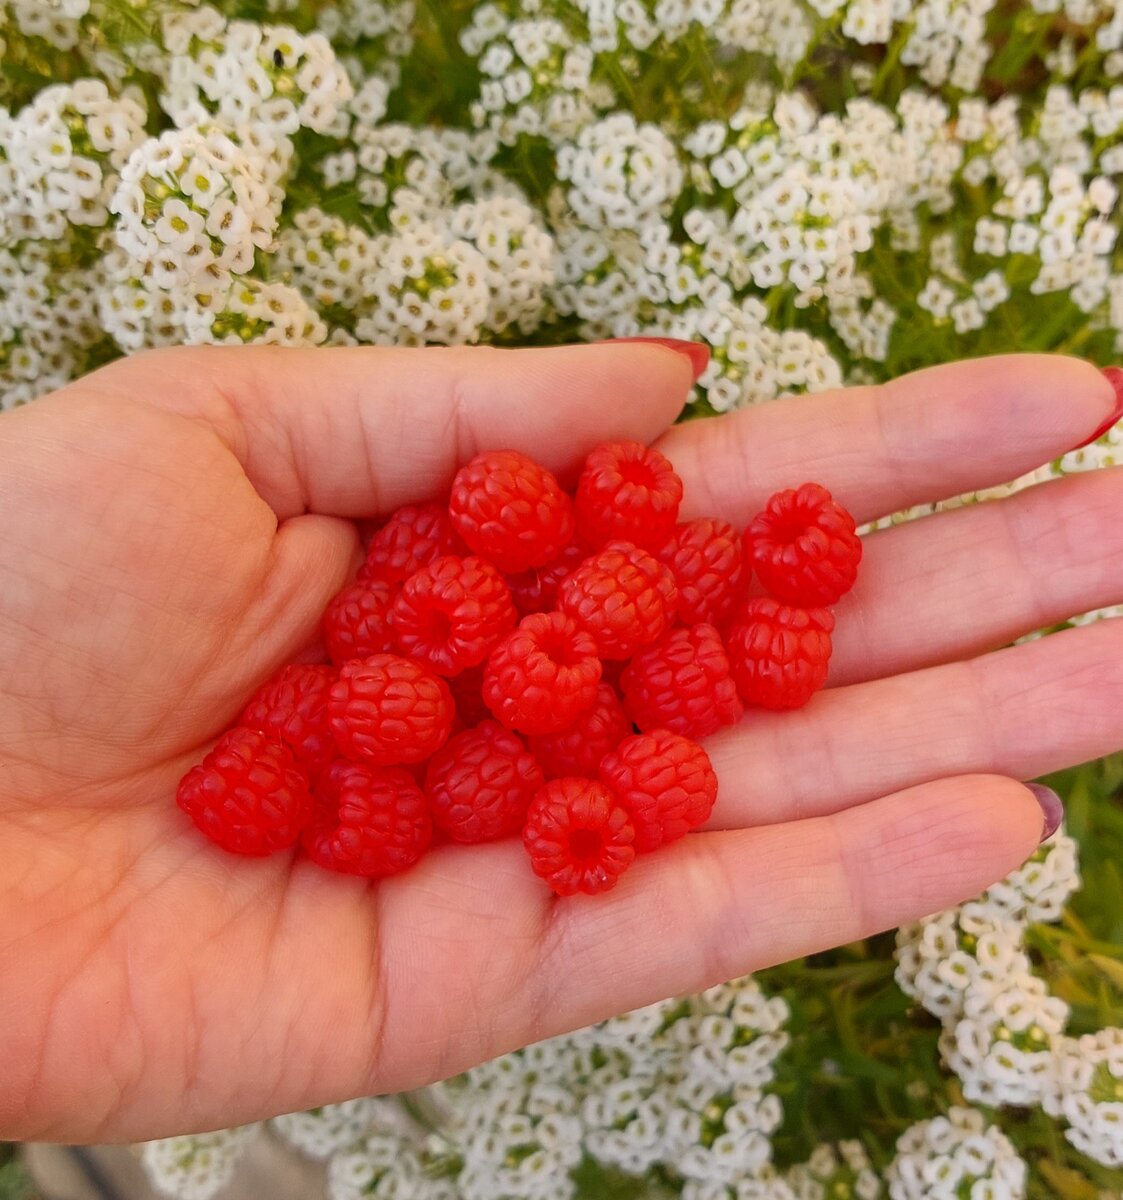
[557,541,678,660]
[505,541,587,617]
[448,449,575,573]
[323,579,396,666]
[239,663,337,778]
[599,729,717,853]
[574,440,683,550]
[359,502,465,585]
[725,598,834,710]
[522,778,636,896]
[391,554,517,676]
[526,682,633,779]
[743,482,862,606]
[483,611,602,735]
[330,653,455,765]
[656,517,747,626]
[620,624,743,739]
[302,760,431,877]
[177,727,313,856]
[424,720,545,843]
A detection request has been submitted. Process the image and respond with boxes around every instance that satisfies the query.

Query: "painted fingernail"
[608,337,711,381]
[1024,782,1064,842]
[1072,366,1123,449]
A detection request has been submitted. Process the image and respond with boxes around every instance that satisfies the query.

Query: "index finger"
[661,354,1115,525]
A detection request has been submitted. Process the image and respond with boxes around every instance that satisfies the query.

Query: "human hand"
[0,344,1117,1143]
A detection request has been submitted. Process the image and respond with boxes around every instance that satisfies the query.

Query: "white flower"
[354,222,491,346]
[161,17,352,135]
[980,830,1080,924]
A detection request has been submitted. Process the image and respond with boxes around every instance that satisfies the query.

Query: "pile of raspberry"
[176,441,861,896]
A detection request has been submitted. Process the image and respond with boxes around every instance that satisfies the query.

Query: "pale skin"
[0,343,1118,1145]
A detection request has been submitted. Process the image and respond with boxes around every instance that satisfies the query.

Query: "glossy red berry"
[483,611,602,736]
[656,517,747,626]
[323,579,396,666]
[599,729,717,853]
[526,682,633,779]
[574,440,683,550]
[391,554,517,676]
[620,624,743,738]
[239,663,337,778]
[505,541,587,617]
[424,720,545,843]
[177,727,313,856]
[359,502,465,585]
[302,760,432,877]
[329,653,455,765]
[743,483,861,606]
[522,777,636,895]
[557,541,678,660]
[448,449,575,573]
[725,598,834,710]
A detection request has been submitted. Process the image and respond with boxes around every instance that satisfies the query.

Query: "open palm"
[0,343,1117,1144]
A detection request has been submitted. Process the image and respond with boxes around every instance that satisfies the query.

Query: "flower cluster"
[1045,1027,1123,1167]
[161,15,353,135]
[142,1125,261,1200]
[893,831,1120,1161]
[884,1106,1027,1200]
[141,975,793,1200]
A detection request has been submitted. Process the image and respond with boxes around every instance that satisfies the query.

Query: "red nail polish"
[608,337,711,382]
[1073,366,1123,449]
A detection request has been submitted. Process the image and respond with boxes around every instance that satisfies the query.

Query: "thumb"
[84,340,707,521]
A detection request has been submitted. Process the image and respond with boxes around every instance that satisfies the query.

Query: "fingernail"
[1024,782,1064,842]
[1072,366,1123,449]
[608,337,711,381]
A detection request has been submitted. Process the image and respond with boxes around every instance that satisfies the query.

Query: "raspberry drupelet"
[599,729,718,853]
[557,540,678,660]
[522,777,636,896]
[656,516,748,626]
[323,579,396,665]
[526,681,633,779]
[620,623,743,739]
[239,662,337,779]
[359,502,465,585]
